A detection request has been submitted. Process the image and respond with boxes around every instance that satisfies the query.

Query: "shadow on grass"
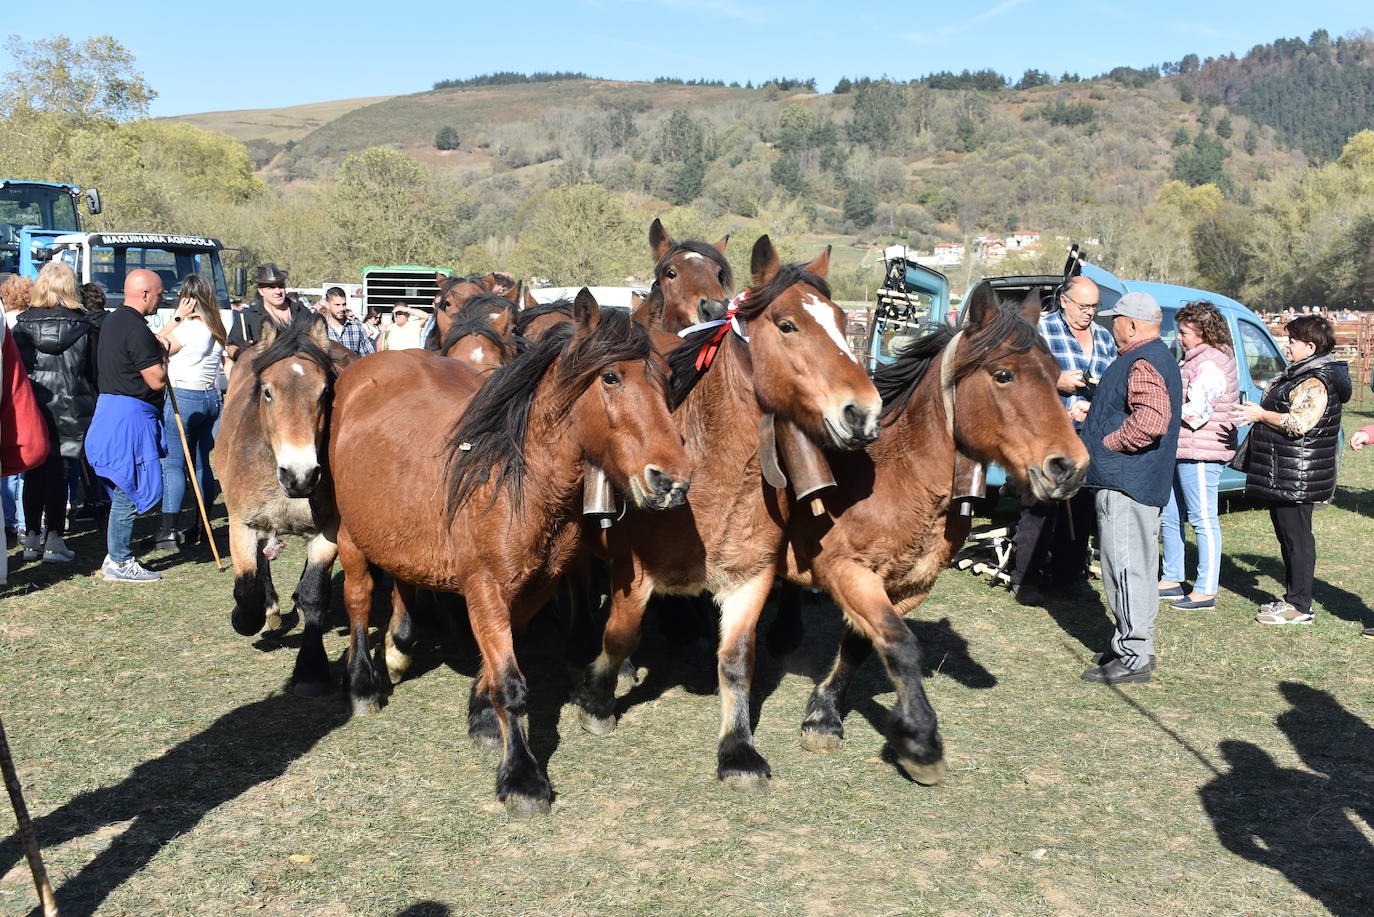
[394,904,452,917]
[0,692,347,917]
[1223,551,1372,625]
[1332,485,1374,517]
[1202,682,1374,917]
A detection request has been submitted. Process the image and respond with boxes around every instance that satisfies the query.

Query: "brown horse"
[218,315,356,694]
[440,289,523,372]
[781,286,1088,784]
[328,291,691,816]
[430,273,493,349]
[630,218,732,332]
[571,235,882,794]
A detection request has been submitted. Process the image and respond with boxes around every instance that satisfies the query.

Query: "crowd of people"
[3,264,1373,666]
[1013,277,1372,685]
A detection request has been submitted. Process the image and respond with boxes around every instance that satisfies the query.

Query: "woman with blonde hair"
[153,274,226,549]
[12,262,97,562]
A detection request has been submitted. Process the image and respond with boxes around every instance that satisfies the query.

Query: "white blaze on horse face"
[275,442,318,482]
[291,362,305,376]
[470,346,485,364]
[801,293,857,363]
[682,252,706,262]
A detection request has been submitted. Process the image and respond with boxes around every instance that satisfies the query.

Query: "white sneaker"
[102,556,161,582]
[21,531,41,561]
[43,534,75,563]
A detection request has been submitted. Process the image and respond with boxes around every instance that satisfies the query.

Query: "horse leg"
[468,579,551,818]
[261,552,282,634]
[229,519,268,636]
[570,567,653,736]
[467,671,500,750]
[384,580,419,685]
[291,529,337,697]
[715,571,776,795]
[800,627,874,752]
[337,524,382,716]
[822,566,944,785]
[766,581,806,657]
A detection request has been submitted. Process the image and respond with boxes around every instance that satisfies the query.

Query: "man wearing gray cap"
[1079,292,1182,684]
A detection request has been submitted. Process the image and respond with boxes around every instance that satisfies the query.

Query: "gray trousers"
[1096,488,1161,670]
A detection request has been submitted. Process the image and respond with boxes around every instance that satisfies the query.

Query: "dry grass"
[3,414,1374,916]
[161,96,397,145]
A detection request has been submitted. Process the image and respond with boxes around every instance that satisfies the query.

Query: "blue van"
[866,258,1293,494]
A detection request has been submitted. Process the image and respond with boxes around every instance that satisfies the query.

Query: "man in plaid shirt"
[1013,277,1116,606]
[320,287,376,357]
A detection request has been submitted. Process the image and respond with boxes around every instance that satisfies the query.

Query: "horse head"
[433,273,492,348]
[442,290,522,371]
[252,315,339,499]
[641,218,732,332]
[564,289,691,510]
[737,235,881,450]
[950,287,1088,501]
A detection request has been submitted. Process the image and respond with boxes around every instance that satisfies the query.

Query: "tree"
[1215,115,1233,139]
[770,155,806,197]
[843,180,878,227]
[833,77,853,94]
[329,147,456,269]
[1177,82,1195,104]
[1172,127,1191,148]
[435,126,460,150]
[1243,126,1260,155]
[1173,132,1229,187]
[846,80,906,152]
[1191,202,1254,298]
[1015,69,1052,90]
[1,34,155,122]
[509,184,639,285]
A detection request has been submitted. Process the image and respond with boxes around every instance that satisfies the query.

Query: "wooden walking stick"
[166,385,224,571]
[0,715,59,917]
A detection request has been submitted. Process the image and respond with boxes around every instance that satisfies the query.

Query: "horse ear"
[524,286,538,309]
[714,234,730,255]
[501,283,520,305]
[751,235,781,286]
[435,302,454,342]
[1016,287,1044,326]
[649,218,674,261]
[963,283,998,330]
[259,317,278,348]
[629,290,646,308]
[573,288,602,332]
[804,246,832,280]
[307,313,330,349]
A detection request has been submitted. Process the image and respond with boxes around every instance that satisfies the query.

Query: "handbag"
[0,326,52,475]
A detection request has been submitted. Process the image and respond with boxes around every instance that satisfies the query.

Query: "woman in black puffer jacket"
[1234,315,1351,626]
[12,262,97,563]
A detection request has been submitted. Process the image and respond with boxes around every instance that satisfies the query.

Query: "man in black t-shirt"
[86,269,168,582]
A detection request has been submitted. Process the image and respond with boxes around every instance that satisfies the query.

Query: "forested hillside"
[5,30,1374,310]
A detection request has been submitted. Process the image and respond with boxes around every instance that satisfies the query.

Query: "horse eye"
[778,320,798,334]
[664,267,677,280]
[601,370,621,385]
[718,270,727,285]
[262,387,273,402]
[993,369,1015,384]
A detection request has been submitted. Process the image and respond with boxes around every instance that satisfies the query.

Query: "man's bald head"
[1059,276,1101,332]
[124,269,164,316]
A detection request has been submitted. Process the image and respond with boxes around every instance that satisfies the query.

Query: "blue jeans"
[162,388,221,514]
[1161,460,1224,595]
[104,479,137,563]
[1,475,24,530]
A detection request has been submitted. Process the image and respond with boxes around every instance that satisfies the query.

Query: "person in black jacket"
[12,262,97,563]
[225,263,311,360]
[1234,315,1351,625]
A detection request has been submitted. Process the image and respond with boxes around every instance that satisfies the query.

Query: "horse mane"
[249,321,338,395]
[441,294,521,360]
[443,308,660,518]
[514,298,575,335]
[874,301,1047,424]
[667,262,831,408]
[654,239,733,290]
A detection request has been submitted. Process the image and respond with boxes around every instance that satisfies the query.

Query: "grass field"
[161,96,397,145]
[3,412,1374,916]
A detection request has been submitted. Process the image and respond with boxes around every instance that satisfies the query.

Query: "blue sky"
[3,1,1370,117]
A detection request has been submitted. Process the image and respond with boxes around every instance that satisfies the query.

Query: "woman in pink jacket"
[1160,302,1241,610]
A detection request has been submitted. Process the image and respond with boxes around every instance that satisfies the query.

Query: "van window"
[1237,320,1284,389]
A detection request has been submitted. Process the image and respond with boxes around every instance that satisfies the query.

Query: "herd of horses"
[215,220,1088,818]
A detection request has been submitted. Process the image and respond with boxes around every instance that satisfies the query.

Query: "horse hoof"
[350,696,381,717]
[616,660,643,694]
[800,728,842,753]
[721,772,771,796]
[898,755,947,786]
[264,609,282,634]
[385,649,412,685]
[231,608,265,637]
[504,794,552,820]
[468,732,501,752]
[292,680,332,699]
[578,709,617,736]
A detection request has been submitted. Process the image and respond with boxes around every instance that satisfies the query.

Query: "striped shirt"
[1039,309,1117,422]
[1103,340,1173,453]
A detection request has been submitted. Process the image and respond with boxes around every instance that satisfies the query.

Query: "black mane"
[667,262,832,408]
[250,320,337,393]
[874,300,1046,424]
[443,309,660,518]
[514,298,575,336]
[441,294,520,360]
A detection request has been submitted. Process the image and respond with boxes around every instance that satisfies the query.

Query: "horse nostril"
[842,401,877,443]
[698,298,726,323]
[645,465,672,495]
[1043,454,1077,483]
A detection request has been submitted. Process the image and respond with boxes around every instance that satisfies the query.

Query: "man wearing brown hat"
[226,263,312,360]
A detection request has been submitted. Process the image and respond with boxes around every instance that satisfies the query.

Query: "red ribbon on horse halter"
[679,289,751,371]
